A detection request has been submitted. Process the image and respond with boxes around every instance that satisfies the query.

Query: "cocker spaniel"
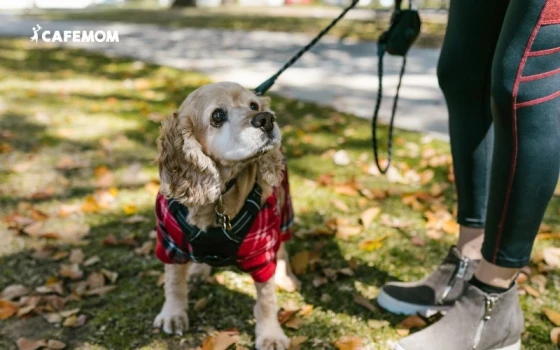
[152,82,299,350]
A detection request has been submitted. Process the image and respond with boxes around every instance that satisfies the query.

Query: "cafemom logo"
[30,24,119,43]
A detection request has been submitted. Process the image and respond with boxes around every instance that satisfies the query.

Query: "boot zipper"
[472,295,498,349]
[440,257,469,302]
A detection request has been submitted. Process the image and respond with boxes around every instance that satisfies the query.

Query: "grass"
[25,8,447,47]
[0,38,559,350]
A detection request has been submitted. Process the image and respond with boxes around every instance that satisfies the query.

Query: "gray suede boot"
[395,282,523,350]
[378,246,479,316]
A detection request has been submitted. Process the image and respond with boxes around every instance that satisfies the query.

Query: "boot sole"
[394,340,521,350]
[377,289,451,317]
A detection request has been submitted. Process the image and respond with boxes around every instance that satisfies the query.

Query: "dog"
[152,82,300,350]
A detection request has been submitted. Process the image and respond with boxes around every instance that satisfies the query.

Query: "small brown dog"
[152,82,299,350]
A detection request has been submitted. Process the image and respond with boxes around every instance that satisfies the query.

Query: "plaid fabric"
[154,165,294,283]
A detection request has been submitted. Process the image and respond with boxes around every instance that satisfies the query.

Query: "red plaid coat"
[154,167,293,283]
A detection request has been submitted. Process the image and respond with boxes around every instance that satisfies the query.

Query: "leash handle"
[254,0,361,96]
[371,43,407,174]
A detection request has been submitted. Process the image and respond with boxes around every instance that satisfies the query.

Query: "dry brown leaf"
[83,256,101,267]
[43,313,62,324]
[298,304,314,317]
[396,328,410,337]
[331,199,349,212]
[101,269,119,284]
[87,272,105,289]
[543,248,560,268]
[333,335,363,350]
[290,251,309,275]
[333,184,359,196]
[59,264,83,280]
[278,309,298,324]
[69,249,85,264]
[285,317,302,329]
[16,338,46,350]
[23,222,44,237]
[194,298,208,311]
[289,336,308,350]
[544,308,560,326]
[531,274,547,293]
[419,169,435,185]
[353,294,376,312]
[313,276,329,288]
[52,251,69,261]
[85,285,116,296]
[134,241,153,256]
[17,304,35,317]
[336,225,362,240]
[398,315,427,329]
[411,236,426,247]
[360,207,380,228]
[316,173,334,186]
[0,299,18,320]
[59,309,80,318]
[522,285,541,298]
[46,340,66,349]
[201,331,240,350]
[1,284,29,301]
[551,327,560,345]
[62,314,86,328]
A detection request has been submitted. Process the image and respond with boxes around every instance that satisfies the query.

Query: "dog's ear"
[156,112,221,206]
[257,147,284,188]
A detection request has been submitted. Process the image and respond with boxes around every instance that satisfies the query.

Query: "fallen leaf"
[331,199,349,212]
[59,264,83,280]
[52,251,69,261]
[69,249,85,264]
[358,236,385,252]
[367,319,390,329]
[531,274,547,293]
[353,294,376,312]
[290,251,309,275]
[333,335,363,350]
[85,285,116,296]
[1,284,29,301]
[544,308,560,326]
[134,241,153,255]
[333,184,359,196]
[419,169,435,185]
[289,335,308,350]
[59,308,80,318]
[83,256,101,267]
[101,269,119,284]
[551,327,560,345]
[313,276,329,287]
[46,340,66,349]
[0,299,18,319]
[194,298,208,311]
[119,235,138,247]
[16,338,46,350]
[298,304,314,317]
[336,225,362,240]
[442,219,458,234]
[543,247,560,268]
[87,272,105,289]
[360,207,380,228]
[396,329,410,337]
[278,309,298,324]
[23,222,44,237]
[398,315,427,329]
[285,317,302,329]
[123,204,137,215]
[43,313,62,324]
[102,234,118,246]
[201,331,240,350]
[16,304,35,317]
[522,285,541,298]
[63,314,86,328]
[411,236,426,247]
[82,195,101,213]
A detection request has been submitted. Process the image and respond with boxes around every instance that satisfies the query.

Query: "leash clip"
[215,196,232,231]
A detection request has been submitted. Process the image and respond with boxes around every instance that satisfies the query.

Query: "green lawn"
[0,39,559,350]
[26,8,446,47]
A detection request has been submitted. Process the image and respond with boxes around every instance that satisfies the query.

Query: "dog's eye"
[211,108,227,126]
[249,102,259,111]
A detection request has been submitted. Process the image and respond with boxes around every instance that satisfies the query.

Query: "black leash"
[254,0,421,174]
[254,0,361,96]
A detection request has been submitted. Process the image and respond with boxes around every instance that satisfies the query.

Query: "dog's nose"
[251,112,275,132]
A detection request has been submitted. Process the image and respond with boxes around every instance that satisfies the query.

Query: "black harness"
[166,182,263,267]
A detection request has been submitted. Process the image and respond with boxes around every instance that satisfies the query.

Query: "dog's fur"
[153,82,299,349]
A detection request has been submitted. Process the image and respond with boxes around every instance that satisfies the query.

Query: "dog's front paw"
[153,304,189,335]
[255,324,290,350]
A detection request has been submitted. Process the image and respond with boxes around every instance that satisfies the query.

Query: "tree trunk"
[171,0,197,7]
